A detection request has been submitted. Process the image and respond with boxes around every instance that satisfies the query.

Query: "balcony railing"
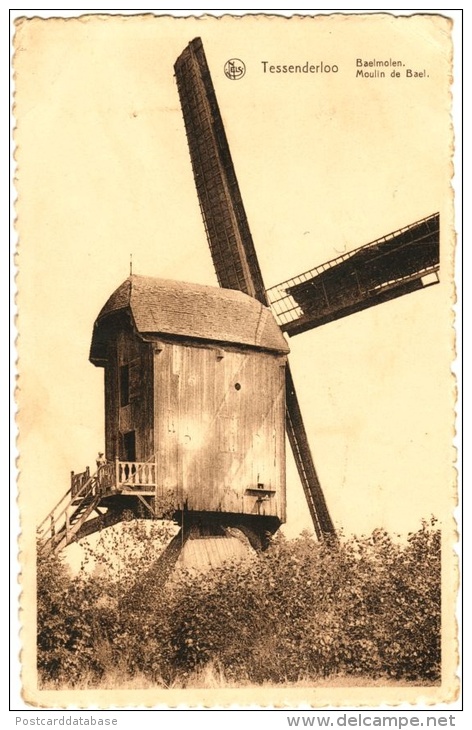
[118,461,156,489]
[70,459,157,499]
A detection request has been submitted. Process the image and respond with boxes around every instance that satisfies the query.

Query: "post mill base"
[175,524,253,573]
[150,518,276,582]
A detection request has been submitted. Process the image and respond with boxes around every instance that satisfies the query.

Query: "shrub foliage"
[37,519,441,687]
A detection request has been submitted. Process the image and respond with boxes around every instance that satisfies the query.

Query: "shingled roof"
[90,276,289,364]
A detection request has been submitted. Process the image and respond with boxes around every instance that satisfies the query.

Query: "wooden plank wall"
[104,340,119,461]
[104,326,153,462]
[154,342,286,521]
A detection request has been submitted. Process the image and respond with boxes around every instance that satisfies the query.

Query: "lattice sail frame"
[267,213,439,336]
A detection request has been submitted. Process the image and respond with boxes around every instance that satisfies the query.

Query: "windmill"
[38,37,439,558]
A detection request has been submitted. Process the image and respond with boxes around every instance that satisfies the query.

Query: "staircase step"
[39,490,101,554]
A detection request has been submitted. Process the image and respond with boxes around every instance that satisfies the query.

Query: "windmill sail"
[267,213,440,336]
[175,37,336,538]
[174,38,265,303]
[285,367,336,537]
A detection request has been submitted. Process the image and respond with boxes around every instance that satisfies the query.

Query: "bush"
[37,548,104,685]
[37,519,441,687]
[157,522,440,684]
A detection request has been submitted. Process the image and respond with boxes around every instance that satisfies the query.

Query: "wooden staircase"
[38,458,160,555]
[37,469,104,555]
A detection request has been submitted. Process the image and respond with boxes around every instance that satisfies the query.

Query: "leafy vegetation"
[37,519,441,688]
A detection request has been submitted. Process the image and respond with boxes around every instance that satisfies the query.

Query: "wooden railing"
[118,461,156,489]
[71,467,91,498]
[96,462,117,492]
[70,460,157,496]
[37,474,97,552]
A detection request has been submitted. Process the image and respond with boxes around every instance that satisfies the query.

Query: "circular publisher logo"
[224,58,246,80]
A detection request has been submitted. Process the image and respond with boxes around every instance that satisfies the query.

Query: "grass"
[40,664,440,691]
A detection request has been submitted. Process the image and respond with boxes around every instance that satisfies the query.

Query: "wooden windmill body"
[90,276,288,547]
[38,38,440,558]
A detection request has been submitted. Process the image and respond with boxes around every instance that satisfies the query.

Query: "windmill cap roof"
[90,276,289,363]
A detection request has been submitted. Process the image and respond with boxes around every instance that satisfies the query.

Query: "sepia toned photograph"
[13,11,458,709]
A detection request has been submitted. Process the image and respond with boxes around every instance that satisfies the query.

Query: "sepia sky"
[15,13,455,544]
